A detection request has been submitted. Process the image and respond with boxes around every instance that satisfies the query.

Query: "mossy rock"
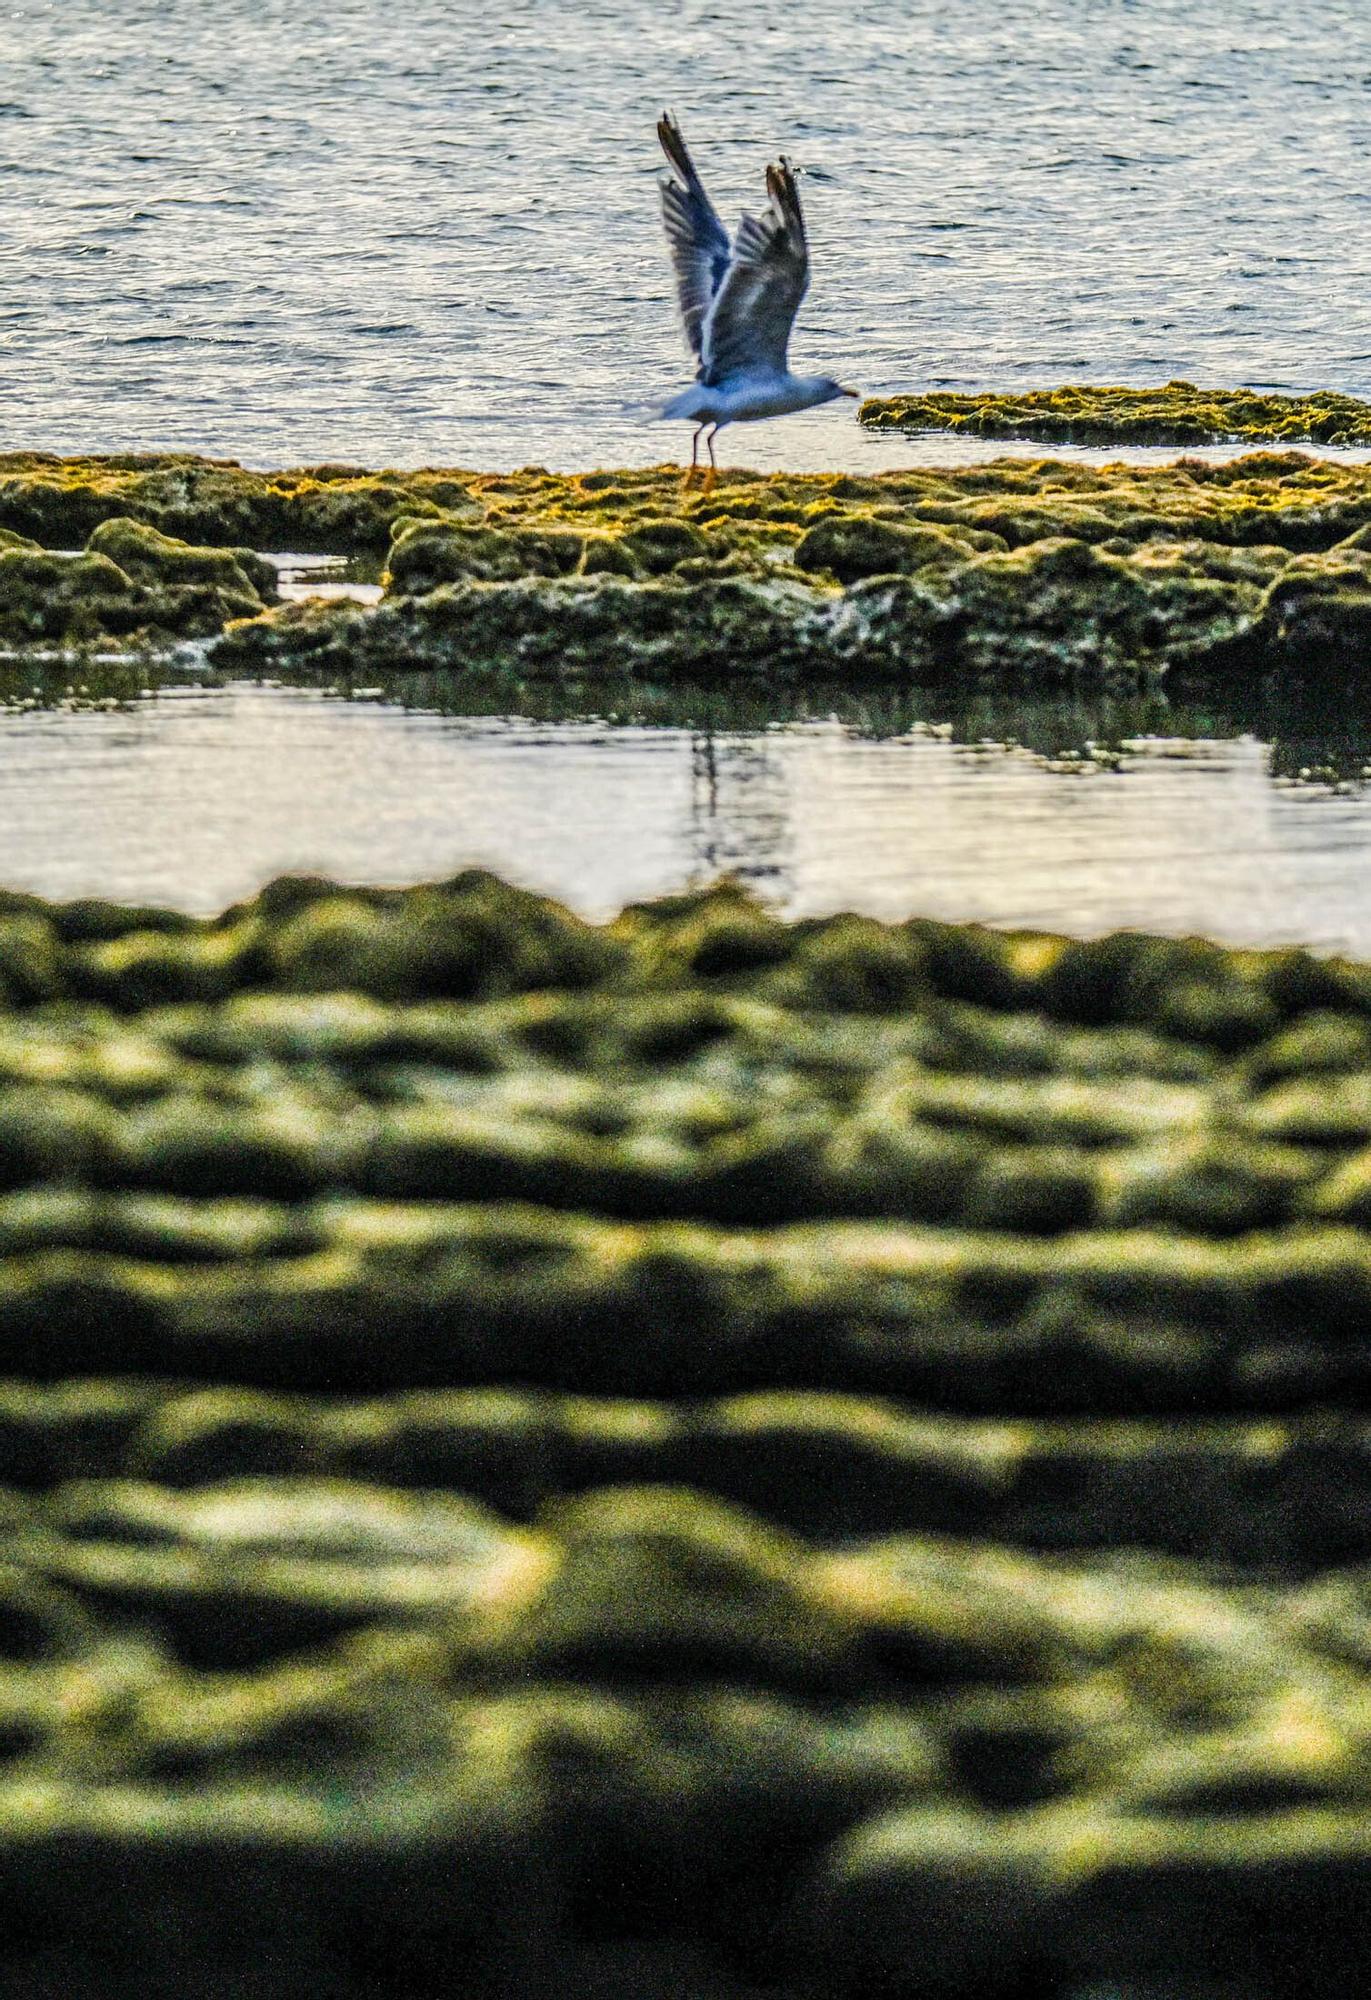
[45,896,200,944]
[326,1389,556,1511]
[1100,1136,1317,1234]
[0,442,1344,682]
[1150,975,1279,1052]
[902,918,1027,1010]
[859,381,1371,447]
[0,549,143,645]
[121,1100,327,1201]
[348,573,838,684]
[1036,931,1276,1045]
[282,476,445,551]
[0,916,65,1005]
[821,1111,986,1222]
[1304,1148,1371,1225]
[1248,1011,1371,1083]
[622,888,796,986]
[385,518,585,594]
[210,596,371,674]
[808,1802,1050,1997]
[576,534,643,577]
[507,1485,857,1689]
[126,1387,325,1485]
[827,531,1261,690]
[0,1089,119,1190]
[0,539,266,649]
[42,1475,523,1665]
[1258,551,1371,669]
[0,1565,100,1661]
[936,537,1262,684]
[771,917,928,1013]
[1256,948,1367,1019]
[811,1801,1371,1993]
[266,873,619,1000]
[1245,1075,1371,1146]
[961,1147,1098,1234]
[794,514,983,584]
[1112,536,1293,588]
[85,517,278,604]
[75,926,257,1011]
[618,517,709,574]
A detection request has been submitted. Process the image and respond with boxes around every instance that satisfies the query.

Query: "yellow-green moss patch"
[860,381,1371,447]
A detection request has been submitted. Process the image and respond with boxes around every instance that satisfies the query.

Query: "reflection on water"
[3,678,1371,953]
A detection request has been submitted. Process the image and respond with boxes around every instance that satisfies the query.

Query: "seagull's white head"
[798,375,861,410]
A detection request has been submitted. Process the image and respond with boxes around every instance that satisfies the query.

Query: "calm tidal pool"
[3,679,1371,953]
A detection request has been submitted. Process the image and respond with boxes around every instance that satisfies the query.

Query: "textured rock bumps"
[12,448,1371,686]
[0,514,277,647]
[0,873,1370,1989]
[215,453,1371,689]
[860,380,1371,447]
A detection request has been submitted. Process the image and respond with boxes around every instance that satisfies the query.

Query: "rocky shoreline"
[1,872,1371,1992]
[6,447,1371,688]
[859,381,1371,448]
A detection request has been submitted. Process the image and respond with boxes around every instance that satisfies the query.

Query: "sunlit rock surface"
[0,515,277,648]
[10,447,1371,688]
[0,872,1370,1991]
[213,452,1371,691]
[860,380,1371,447]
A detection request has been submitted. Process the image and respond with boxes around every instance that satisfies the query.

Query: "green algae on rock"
[0,451,449,553]
[860,380,1371,447]
[0,515,278,649]
[793,512,1003,582]
[9,449,1371,562]
[216,453,1371,690]
[13,449,1371,685]
[3,873,1371,1990]
[217,533,1266,692]
[85,515,278,602]
[4,1469,1371,1992]
[6,1372,1368,1568]
[0,874,1368,1422]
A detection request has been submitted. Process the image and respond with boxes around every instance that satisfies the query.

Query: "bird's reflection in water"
[688,730,794,902]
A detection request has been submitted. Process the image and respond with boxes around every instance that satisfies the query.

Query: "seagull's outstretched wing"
[658,112,732,363]
[700,159,809,386]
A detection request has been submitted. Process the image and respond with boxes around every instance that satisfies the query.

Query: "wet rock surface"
[0,514,277,649]
[11,447,1371,687]
[0,873,1370,1991]
[217,453,1371,692]
[860,380,1371,447]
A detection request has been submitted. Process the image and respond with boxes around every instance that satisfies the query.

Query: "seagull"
[656,112,858,492]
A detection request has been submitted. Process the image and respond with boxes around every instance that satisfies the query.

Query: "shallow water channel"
[4,668,1371,954]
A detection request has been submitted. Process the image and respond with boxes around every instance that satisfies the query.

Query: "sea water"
[4,0,1371,940]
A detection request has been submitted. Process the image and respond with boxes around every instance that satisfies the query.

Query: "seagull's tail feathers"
[660,384,711,421]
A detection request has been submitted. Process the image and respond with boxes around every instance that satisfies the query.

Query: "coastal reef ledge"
[859,380,1371,448]
[3,870,1371,1992]
[8,444,1371,689]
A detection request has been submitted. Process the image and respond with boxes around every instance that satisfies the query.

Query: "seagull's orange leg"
[682,425,704,495]
[700,424,719,498]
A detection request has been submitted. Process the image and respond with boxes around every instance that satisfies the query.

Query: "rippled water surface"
[4,681,1371,954]
[7,0,1371,470]
[7,5,1371,945]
